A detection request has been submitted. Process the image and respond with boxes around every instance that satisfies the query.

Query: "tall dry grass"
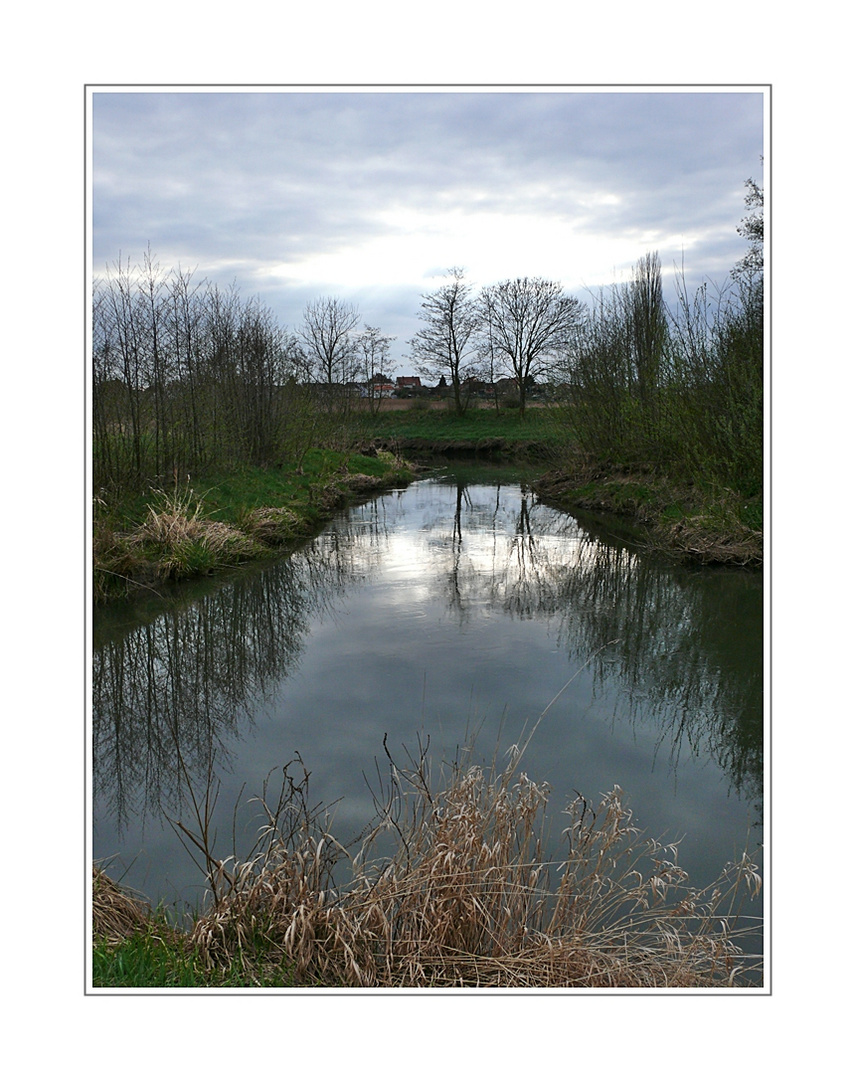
[93,865,156,946]
[146,742,763,989]
[131,485,259,573]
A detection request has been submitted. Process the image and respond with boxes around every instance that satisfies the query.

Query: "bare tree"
[137,246,173,476]
[94,250,336,490]
[408,268,480,414]
[300,296,361,388]
[479,277,583,415]
[96,254,148,482]
[357,324,396,415]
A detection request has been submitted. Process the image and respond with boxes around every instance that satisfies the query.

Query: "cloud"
[91,88,764,367]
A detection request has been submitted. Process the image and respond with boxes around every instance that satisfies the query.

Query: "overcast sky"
[91,87,764,374]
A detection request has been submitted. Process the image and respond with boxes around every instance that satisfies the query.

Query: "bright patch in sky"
[271,203,694,296]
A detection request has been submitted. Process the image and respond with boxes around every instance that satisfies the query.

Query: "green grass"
[93,931,204,988]
[98,449,401,530]
[92,930,302,988]
[363,405,563,444]
[93,448,415,602]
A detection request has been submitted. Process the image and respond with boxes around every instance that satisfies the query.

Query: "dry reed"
[92,864,155,946]
[129,485,259,577]
[658,518,763,568]
[164,744,763,989]
[238,506,302,545]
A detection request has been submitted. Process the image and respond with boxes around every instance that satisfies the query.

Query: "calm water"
[92,463,763,936]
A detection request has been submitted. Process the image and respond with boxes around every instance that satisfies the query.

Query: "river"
[92,462,764,952]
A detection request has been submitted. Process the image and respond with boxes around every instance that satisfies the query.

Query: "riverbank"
[361,403,560,460]
[92,747,761,989]
[532,456,763,568]
[93,448,416,603]
[357,407,763,567]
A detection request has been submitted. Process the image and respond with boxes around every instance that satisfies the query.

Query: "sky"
[90,87,765,377]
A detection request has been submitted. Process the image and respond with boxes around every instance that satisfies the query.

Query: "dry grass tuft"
[128,485,260,578]
[659,517,763,568]
[92,864,155,946]
[238,506,302,545]
[173,745,761,989]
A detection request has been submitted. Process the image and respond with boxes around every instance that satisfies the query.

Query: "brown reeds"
[92,864,155,946]
[657,517,763,568]
[238,506,302,545]
[159,744,762,989]
[131,486,258,571]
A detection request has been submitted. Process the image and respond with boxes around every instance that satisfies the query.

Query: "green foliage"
[562,247,762,503]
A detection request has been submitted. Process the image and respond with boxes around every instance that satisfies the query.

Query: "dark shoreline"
[531,466,763,569]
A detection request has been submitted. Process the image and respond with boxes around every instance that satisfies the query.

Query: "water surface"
[92,464,763,929]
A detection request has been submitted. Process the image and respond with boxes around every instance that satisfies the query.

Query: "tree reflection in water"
[419,478,762,819]
[93,519,381,835]
[93,472,762,894]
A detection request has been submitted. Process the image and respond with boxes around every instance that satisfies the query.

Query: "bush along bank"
[93,448,416,603]
[544,218,763,568]
[533,455,762,569]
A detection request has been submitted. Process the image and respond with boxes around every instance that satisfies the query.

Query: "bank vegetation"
[93,449,413,603]
[541,181,764,566]
[93,742,762,990]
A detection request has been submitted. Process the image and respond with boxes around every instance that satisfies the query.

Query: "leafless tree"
[357,324,396,414]
[300,296,361,388]
[479,277,583,415]
[408,268,480,414]
[93,251,314,488]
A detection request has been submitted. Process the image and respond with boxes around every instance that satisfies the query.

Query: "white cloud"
[91,87,765,354]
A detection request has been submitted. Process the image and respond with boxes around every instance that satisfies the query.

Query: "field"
[360,400,562,446]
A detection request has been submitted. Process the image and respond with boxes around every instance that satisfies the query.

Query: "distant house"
[371,382,396,397]
[396,376,422,390]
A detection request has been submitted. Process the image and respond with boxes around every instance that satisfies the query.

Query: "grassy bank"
[359,405,762,567]
[533,454,763,568]
[92,745,762,989]
[360,403,562,457]
[93,447,414,603]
